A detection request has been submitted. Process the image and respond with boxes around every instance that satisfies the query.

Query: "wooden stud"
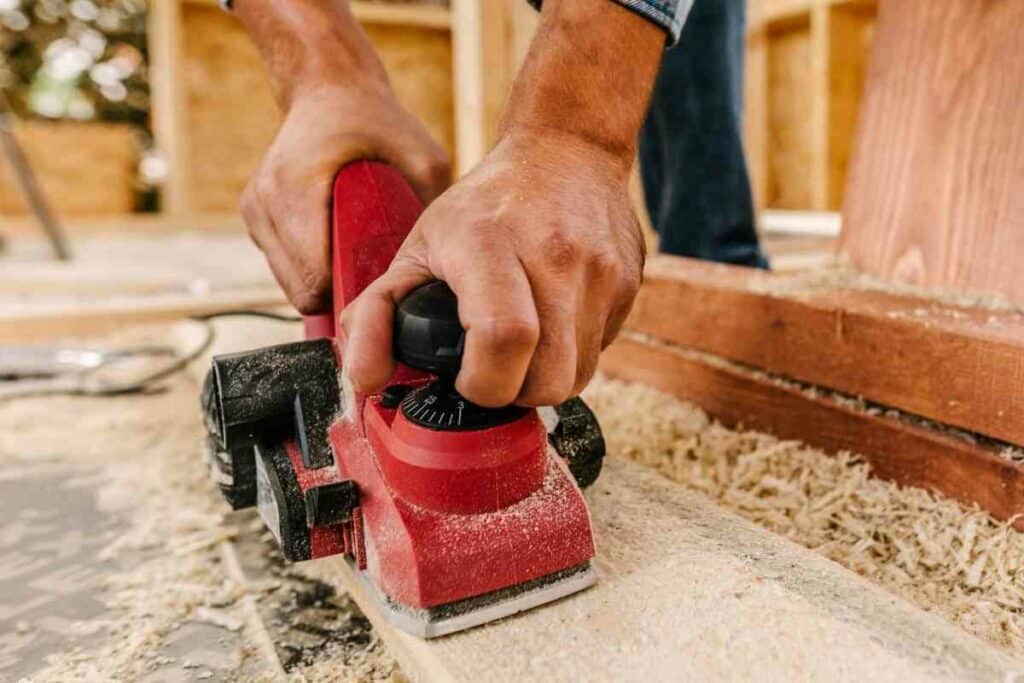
[148,0,190,216]
[626,256,1024,447]
[600,333,1024,529]
[450,0,514,175]
[840,0,1024,303]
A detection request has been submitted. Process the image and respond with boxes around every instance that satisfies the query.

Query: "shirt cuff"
[526,0,690,47]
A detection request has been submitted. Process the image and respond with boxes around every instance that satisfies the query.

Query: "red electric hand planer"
[201,161,605,638]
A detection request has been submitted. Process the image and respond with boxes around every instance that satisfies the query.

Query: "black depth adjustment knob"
[393,282,527,431]
[393,281,464,375]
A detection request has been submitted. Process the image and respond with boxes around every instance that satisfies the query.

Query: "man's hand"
[234,0,449,313]
[342,0,664,407]
[241,83,448,313]
[342,133,644,407]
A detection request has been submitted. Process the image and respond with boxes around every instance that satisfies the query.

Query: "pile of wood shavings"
[583,375,1024,655]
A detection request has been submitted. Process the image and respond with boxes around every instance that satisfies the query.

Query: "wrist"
[501,0,663,167]
[235,0,388,109]
[497,127,634,182]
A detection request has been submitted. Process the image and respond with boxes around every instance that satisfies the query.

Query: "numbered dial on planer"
[391,281,527,431]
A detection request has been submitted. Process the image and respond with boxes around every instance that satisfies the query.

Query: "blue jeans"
[639,0,768,268]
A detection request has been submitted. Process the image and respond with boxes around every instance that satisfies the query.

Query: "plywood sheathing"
[840,0,1024,304]
[180,4,454,213]
[0,121,137,217]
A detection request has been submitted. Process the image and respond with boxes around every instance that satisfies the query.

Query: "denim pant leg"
[639,0,768,269]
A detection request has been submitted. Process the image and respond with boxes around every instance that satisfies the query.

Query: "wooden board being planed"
[191,317,1024,683]
[321,456,1022,683]
[840,0,1024,303]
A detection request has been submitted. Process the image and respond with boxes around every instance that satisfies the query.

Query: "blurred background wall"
[0,0,877,236]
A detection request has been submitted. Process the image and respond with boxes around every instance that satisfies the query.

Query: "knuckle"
[541,230,583,273]
[418,152,451,186]
[519,381,574,408]
[473,318,540,353]
[589,249,624,284]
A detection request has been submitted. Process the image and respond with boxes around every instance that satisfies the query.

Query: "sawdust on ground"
[583,374,1024,656]
[0,327,398,681]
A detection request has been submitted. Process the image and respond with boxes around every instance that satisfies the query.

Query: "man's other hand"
[241,83,450,313]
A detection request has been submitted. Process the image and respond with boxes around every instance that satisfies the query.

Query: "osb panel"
[766,25,813,209]
[0,121,136,218]
[181,4,281,213]
[365,23,453,158]
[181,5,454,213]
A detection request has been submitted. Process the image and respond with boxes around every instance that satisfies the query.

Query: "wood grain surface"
[324,454,1023,682]
[839,0,1024,303]
[627,256,1024,447]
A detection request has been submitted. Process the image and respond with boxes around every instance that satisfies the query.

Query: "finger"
[341,257,432,392]
[261,178,333,314]
[516,272,579,407]
[572,299,609,397]
[241,187,324,314]
[573,251,627,394]
[449,255,539,408]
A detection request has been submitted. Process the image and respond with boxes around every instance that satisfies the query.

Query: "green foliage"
[0,0,149,125]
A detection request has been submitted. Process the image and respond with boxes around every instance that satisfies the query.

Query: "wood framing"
[746,0,875,211]
[600,333,1024,529]
[626,256,1024,447]
[839,0,1024,303]
[148,0,190,216]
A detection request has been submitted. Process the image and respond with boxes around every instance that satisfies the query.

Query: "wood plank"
[0,289,286,343]
[0,212,244,236]
[320,455,1023,681]
[839,0,1024,303]
[627,255,1024,447]
[600,333,1024,529]
[450,0,513,175]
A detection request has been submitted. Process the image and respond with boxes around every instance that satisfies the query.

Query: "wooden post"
[451,0,516,176]
[148,0,190,216]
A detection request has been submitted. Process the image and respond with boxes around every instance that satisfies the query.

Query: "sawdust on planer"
[583,374,1024,656]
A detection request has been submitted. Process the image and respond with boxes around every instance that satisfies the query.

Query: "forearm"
[233,0,387,108]
[503,0,664,169]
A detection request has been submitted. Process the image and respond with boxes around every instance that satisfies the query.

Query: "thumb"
[340,253,432,393]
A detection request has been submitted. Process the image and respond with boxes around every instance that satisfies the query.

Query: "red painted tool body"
[206,161,600,637]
